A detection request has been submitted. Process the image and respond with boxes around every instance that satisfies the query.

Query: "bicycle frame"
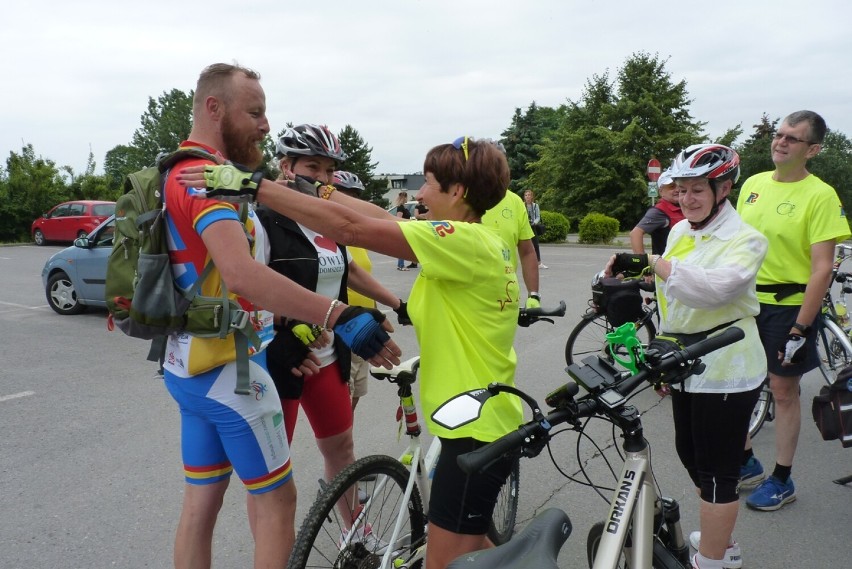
[591,406,686,569]
[341,358,439,569]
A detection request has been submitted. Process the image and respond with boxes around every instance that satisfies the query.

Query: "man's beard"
[222,113,263,169]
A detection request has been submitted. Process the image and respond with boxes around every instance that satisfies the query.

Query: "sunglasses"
[452,136,470,162]
[773,132,816,145]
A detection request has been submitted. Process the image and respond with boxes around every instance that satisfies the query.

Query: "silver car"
[41,217,114,315]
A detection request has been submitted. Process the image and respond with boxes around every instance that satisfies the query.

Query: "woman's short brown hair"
[423,138,510,217]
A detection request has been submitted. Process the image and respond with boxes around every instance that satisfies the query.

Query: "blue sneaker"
[745,475,796,511]
[738,456,765,490]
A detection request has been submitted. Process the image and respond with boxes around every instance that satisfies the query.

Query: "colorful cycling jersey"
[737,172,851,305]
[162,142,274,377]
[398,220,522,442]
[481,191,534,271]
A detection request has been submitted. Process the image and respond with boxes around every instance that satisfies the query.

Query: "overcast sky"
[3,1,850,177]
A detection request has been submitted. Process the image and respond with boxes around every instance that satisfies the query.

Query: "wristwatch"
[791,322,812,336]
[529,292,541,301]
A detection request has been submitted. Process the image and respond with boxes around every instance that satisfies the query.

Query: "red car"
[32,200,115,246]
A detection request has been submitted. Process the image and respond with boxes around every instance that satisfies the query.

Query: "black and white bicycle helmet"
[275,124,347,162]
[332,171,365,193]
[671,144,740,185]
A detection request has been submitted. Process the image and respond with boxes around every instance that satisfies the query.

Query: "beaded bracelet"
[322,299,340,329]
[651,255,661,274]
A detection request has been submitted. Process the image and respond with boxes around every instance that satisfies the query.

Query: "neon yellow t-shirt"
[398,220,522,441]
[346,246,375,308]
[481,191,535,271]
[737,172,850,305]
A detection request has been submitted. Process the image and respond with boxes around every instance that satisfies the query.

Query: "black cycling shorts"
[756,303,819,376]
[428,437,513,535]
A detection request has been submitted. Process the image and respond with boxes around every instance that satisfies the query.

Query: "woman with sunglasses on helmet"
[255,124,406,515]
[178,135,521,569]
[609,144,768,569]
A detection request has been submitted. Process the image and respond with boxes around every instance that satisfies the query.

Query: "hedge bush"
[539,210,570,243]
[577,212,619,244]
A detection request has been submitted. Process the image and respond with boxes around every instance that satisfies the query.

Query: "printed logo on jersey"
[430,221,455,237]
[776,202,796,217]
[744,192,759,204]
[251,380,268,400]
[313,235,338,253]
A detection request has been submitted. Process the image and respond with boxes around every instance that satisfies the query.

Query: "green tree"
[130,88,194,168]
[104,144,144,191]
[0,144,68,241]
[338,125,386,205]
[500,102,565,193]
[528,52,705,228]
[811,130,852,212]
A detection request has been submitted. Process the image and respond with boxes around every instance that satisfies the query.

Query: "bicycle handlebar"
[518,300,567,327]
[457,327,745,474]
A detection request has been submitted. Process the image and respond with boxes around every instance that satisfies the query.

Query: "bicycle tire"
[817,317,852,383]
[748,378,773,439]
[486,457,520,545]
[288,454,427,569]
[565,311,656,369]
[586,521,683,569]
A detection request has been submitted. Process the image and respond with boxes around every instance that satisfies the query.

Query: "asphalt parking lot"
[1,242,849,568]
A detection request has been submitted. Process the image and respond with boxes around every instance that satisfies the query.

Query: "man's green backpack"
[105,147,260,394]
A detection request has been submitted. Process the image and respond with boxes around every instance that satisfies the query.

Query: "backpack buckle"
[229,309,250,331]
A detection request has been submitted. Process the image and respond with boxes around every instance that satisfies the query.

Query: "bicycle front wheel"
[748,378,773,439]
[565,311,656,369]
[817,317,852,383]
[288,454,426,569]
[487,457,520,545]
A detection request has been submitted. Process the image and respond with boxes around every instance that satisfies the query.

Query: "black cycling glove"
[393,300,412,326]
[779,333,807,364]
[333,306,391,360]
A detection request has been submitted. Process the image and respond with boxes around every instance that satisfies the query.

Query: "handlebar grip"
[523,300,567,319]
[457,424,542,474]
[680,327,745,361]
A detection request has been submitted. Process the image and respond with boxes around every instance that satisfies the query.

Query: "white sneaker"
[539,263,548,269]
[689,531,742,569]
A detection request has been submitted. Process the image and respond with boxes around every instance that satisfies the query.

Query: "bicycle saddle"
[447,508,571,569]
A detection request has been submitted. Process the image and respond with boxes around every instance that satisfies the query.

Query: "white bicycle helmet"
[332,171,364,193]
[671,144,740,184]
[275,124,347,162]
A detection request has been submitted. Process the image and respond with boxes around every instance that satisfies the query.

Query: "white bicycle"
[287,302,567,569]
[436,327,745,568]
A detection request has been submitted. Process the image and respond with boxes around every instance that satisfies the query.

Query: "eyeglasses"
[773,132,816,145]
[452,136,469,162]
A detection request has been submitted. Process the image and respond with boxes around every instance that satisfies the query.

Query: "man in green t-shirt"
[481,190,541,308]
[737,110,851,512]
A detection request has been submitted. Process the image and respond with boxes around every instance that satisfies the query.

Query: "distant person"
[737,110,851,512]
[407,198,430,268]
[160,63,399,568]
[393,191,412,270]
[523,189,547,269]
[482,190,541,308]
[629,168,684,254]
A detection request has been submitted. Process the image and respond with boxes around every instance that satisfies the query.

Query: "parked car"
[42,216,114,315]
[32,200,115,246]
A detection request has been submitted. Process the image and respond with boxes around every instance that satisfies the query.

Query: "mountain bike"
[436,327,746,569]
[565,272,657,372]
[748,242,852,437]
[287,302,567,569]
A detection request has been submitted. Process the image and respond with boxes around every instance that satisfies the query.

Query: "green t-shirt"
[737,172,851,305]
[398,220,522,441]
[481,191,535,271]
